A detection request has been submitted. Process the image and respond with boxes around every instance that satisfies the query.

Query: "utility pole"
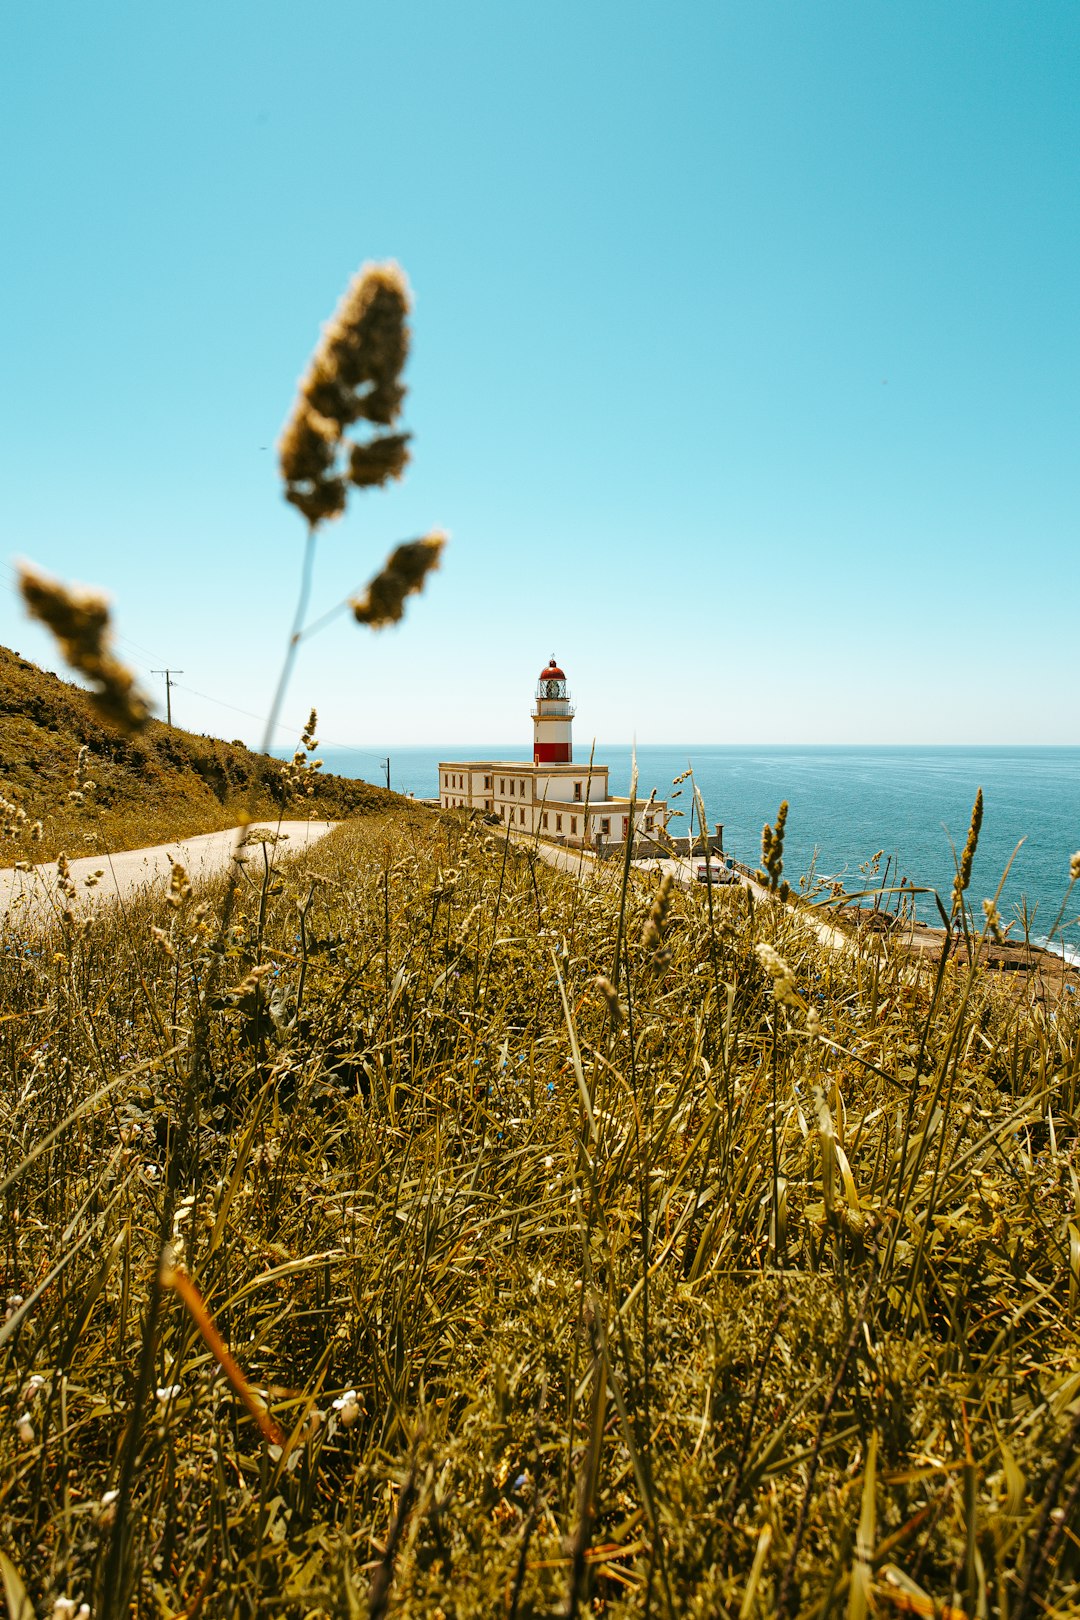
[151,669,183,727]
[383,757,391,791]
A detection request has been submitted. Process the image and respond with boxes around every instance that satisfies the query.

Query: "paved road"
[521,834,853,953]
[0,821,337,930]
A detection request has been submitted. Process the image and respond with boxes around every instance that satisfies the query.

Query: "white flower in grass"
[155,1384,181,1405]
[52,1599,91,1619]
[331,1388,361,1427]
[98,1488,119,1527]
[267,1442,304,1472]
[17,1412,34,1444]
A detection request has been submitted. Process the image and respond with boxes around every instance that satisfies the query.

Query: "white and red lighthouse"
[532,657,574,764]
[437,656,666,852]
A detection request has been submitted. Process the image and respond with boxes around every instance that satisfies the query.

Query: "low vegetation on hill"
[2,799,1079,1617]
[0,644,396,861]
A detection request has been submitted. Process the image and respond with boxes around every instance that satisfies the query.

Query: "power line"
[116,630,172,666]
[169,680,389,761]
[2,564,388,765]
[2,559,171,673]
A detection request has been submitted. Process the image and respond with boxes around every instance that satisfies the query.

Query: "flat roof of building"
[437,759,609,773]
[558,798,646,811]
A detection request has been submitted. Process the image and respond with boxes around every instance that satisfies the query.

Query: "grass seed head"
[952,786,984,912]
[755,940,801,1007]
[982,897,1007,943]
[279,262,412,528]
[1071,850,1080,883]
[167,858,192,909]
[351,532,446,628]
[761,799,789,892]
[641,871,675,952]
[348,432,411,488]
[594,975,626,1026]
[18,564,150,732]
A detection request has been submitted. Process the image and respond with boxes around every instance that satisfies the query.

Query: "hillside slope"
[0,644,403,862]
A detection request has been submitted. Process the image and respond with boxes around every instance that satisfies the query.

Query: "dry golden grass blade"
[162,1263,286,1447]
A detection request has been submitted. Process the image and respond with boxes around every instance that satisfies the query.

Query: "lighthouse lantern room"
[532,657,575,763]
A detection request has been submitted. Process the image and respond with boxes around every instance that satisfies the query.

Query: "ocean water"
[310,743,1080,959]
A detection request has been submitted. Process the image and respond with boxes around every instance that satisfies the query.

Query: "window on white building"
[601,818,610,836]
[570,817,577,834]
[520,808,526,824]
[573,781,582,802]
[556,814,562,832]
[519,779,525,796]
[484,775,491,789]
[542,812,549,828]
[500,778,505,794]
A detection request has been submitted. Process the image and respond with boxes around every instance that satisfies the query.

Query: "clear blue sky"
[2,1,1076,751]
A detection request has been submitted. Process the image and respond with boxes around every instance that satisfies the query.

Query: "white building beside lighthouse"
[437,658,667,850]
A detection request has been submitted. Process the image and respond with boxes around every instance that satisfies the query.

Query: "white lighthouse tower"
[532,657,574,763]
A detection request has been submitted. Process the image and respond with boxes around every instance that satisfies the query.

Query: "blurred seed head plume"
[641,871,675,951]
[18,563,150,732]
[981,897,1007,944]
[279,263,413,527]
[351,533,446,629]
[594,975,626,1027]
[755,941,802,1008]
[641,870,675,971]
[167,858,193,910]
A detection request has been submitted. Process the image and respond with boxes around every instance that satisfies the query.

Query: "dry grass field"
[2,792,1079,1618]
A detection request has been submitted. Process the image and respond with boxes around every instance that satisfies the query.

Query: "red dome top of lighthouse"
[539,657,566,680]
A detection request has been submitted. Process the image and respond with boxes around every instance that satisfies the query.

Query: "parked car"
[695,859,737,885]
